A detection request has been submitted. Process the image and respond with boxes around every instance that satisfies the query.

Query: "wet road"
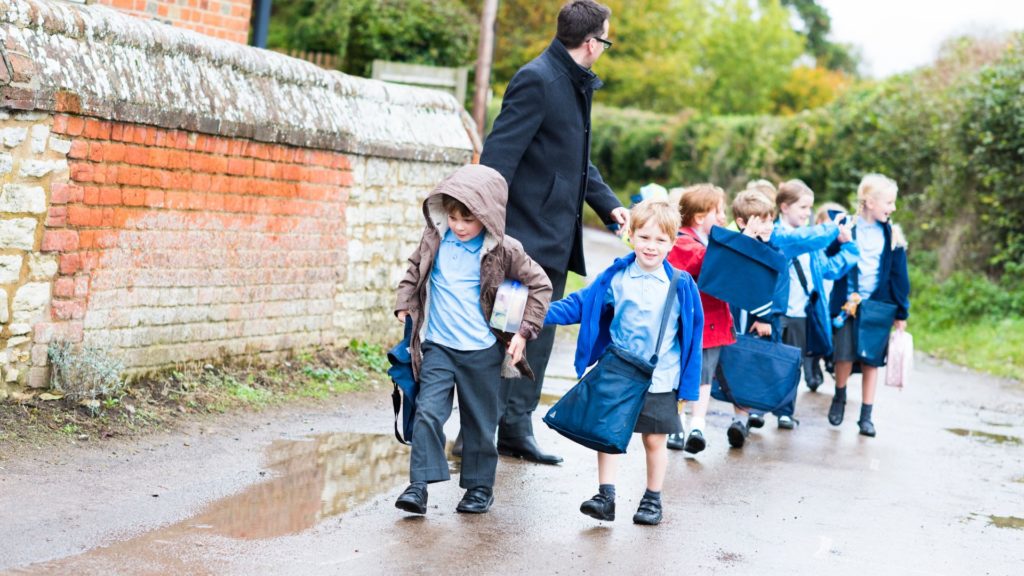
[1,229,1022,575]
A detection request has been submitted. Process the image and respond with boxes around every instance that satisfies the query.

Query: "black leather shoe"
[828,396,846,426]
[395,484,428,515]
[683,429,706,454]
[456,486,494,514]
[858,419,876,437]
[666,433,685,451]
[809,362,824,392]
[727,420,747,448]
[452,430,463,457]
[497,436,563,465]
[580,493,615,521]
[747,413,765,429]
[632,496,663,525]
[777,415,796,430]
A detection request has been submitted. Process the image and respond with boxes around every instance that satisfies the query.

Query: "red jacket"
[668,228,736,349]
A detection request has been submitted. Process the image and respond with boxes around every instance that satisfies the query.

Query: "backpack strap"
[650,269,681,365]
[792,257,811,296]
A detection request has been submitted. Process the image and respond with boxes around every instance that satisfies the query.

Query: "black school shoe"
[683,429,706,454]
[395,483,428,515]
[858,419,876,437]
[456,486,494,514]
[828,396,846,426]
[632,496,663,526]
[666,433,686,450]
[580,493,615,521]
[727,420,748,448]
[747,413,765,429]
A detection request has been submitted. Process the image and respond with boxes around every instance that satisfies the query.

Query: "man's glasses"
[591,36,613,49]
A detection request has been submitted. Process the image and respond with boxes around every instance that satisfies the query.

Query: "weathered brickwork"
[0,0,475,394]
[95,0,252,43]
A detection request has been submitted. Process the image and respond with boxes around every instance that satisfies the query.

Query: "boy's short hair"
[557,0,611,49]
[732,190,775,222]
[776,179,814,210]
[677,183,725,227]
[814,201,847,224]
[745,179,778,203]
[441,194,472,218]
[630,199,680,237]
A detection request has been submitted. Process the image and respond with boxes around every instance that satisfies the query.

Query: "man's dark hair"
[556,0,611,49]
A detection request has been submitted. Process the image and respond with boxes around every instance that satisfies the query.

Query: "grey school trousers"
[411,341,504,488]
[498,267,567,441]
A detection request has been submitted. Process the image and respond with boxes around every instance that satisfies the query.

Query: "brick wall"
[0,0,476,392]
[95,0,252,43]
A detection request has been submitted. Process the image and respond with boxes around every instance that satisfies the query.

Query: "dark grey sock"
[599,484,616,498]
[834,386,847,402]
[860,403,873,422]
[643,489,661,501]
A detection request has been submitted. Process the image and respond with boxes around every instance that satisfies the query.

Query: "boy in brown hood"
[393,164,552,515]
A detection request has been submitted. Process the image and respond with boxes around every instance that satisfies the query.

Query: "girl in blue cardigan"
[545,200,703,526]
[828,174,911,437]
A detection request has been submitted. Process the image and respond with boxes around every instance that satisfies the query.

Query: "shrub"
[47,341,125,405]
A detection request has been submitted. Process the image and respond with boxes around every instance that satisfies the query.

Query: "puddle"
[11,432,437,574]
[989,515,1024,530]
[539,392,565,405]
[946,428,1022,445]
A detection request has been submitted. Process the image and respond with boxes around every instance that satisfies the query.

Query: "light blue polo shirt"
[605,262,681,394]
[425,229,495,351]
[853,219,885,298]
[782,220,812,318]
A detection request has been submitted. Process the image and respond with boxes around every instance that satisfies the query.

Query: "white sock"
[690,417,706,432]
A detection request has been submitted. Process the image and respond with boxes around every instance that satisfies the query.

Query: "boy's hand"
[508,334,527,364]
[396,310,408,323]
[893,319,907,331]
[837,218,854,243]
[751,321,772,337]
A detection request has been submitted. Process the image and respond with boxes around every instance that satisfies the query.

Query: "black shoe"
[395,484,428,515]
[858,419,876,437]
[452,430,463,457]
[777,415,796,430]
[828,396,846,426]
[727,420,747,448]
[807,380,821,392]
[666,433,686,450]
[746,413,765,429]
[497,435,563,465]
[632,496,663,525]
[580,493,615,521]
[683,429,706,454]
[809,362,824,391]
[456,486,494,514]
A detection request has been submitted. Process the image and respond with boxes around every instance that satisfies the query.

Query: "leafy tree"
[780,0,860,73]
[772,65,854,114]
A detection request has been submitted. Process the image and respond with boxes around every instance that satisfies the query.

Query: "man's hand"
[893,319,907,331]
[610,207,630,236]
[396,310,408,323]
[508,334,527,364]
[751,320,772,337]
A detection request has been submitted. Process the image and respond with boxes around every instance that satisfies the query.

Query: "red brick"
[51,299,86,321]
[145,189,165,207]
[52,115,69,135]
[74,276,91,297]
[123,187,146,206]
[65,116,85,136]
[50,183,75,205]
[59,253,81,275]
[111,123,124,141]
[53,277,75,298]
[105,143,126,163]
[69,162,93,183]
[88,142,104,162]
[68,206,102,227]
[68,140,89,160]
[90,164,107,184]
[99,186,122,205]
[45,206,67,228]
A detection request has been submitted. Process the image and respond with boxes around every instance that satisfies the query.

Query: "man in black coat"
[479,0,627,464]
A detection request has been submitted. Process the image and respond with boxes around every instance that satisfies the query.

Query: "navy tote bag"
[388,316,417,444]
[711,332,802,414]
[544,271,680,454]
[698,227,788,318]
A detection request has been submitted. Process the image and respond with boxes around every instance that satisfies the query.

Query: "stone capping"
[0,0,477,163]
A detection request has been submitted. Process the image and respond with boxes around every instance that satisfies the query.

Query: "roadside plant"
[47,340,126,407]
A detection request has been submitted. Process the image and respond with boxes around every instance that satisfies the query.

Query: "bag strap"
[713,361,750,412]
[650,269,681,364]
[392,385,409,445]
[792,257,810,296]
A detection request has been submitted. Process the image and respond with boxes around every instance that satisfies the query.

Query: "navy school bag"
[388,316,417,444]
[698,226,788,318]
[711,330,802,414]
[543,270,680,454]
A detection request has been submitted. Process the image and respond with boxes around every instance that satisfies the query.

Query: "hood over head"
[424,164,508,245]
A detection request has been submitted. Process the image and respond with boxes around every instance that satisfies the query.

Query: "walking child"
[545,200,703,525]
[828,174,910,437]
[393,164,552,515]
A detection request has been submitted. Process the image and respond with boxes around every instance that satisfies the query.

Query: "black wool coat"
[480,38,622,276]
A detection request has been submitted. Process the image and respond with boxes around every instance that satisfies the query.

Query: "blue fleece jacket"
[766,221,841,317]
[544,254,705,401]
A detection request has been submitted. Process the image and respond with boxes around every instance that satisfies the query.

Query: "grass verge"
[912,317,1024,382]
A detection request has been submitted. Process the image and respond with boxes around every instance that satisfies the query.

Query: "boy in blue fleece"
[545,200,703,526]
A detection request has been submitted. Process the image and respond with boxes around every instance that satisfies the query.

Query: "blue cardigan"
[544,254,705,401]
[829,220,911,320]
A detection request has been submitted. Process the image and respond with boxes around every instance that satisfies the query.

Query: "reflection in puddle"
[946,428,1022,445]
[11,432,442,574]
[989,515,1024,530]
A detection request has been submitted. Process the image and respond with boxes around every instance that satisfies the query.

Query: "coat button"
[710,323,715,330]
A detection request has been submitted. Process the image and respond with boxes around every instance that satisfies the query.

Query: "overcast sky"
[819,0,1024,77]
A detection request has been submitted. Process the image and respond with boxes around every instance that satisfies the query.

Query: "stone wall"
[0,0,476,391]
